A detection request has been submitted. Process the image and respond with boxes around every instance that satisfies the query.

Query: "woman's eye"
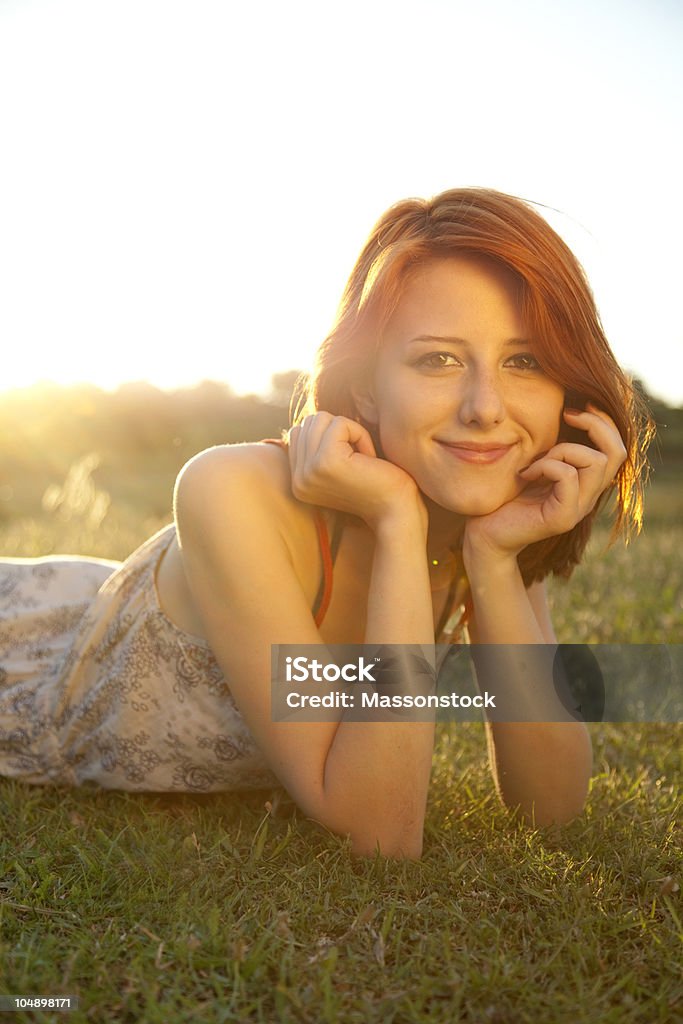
[417,352,460,369]
[506,353,542,371]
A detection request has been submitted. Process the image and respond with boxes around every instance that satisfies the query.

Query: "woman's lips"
[436,440,516,464]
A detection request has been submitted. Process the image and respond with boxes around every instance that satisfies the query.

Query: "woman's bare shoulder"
[173,440,319,567]
[176,440,289,488]
[174,441,299,518]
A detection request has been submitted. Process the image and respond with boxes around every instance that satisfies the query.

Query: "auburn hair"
[293,188,654,584]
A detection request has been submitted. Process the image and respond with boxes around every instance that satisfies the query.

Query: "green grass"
[547,524,683,644]
[1,478,681,1023]
[0,723,680,1023]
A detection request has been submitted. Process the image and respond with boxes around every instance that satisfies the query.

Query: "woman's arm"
[317,505,436,857]
[174,422,436,858]
[467,568,593,826]
[463,406,626,826]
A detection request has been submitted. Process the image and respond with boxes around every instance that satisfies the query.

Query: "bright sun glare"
[0,0,681,404]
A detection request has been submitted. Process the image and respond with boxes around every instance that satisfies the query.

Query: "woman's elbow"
[509,784,590,829]
[314,807,426,860]
[348,827,424,860]
[312,785,428,859]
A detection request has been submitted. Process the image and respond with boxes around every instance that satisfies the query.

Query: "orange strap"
[312,510,334,627]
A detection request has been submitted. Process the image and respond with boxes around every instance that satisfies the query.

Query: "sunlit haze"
[0,0,681,403]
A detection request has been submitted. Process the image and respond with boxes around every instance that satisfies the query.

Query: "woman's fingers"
[318,416,377,460]
[289,413,339,484]
[296,411,334,463]
[287,413,384,511]
[466,406,628,555]
[563,404,627,479]
[523,441,606,485]
[295,413,376,465]
[520,404,628,522]
[520,458,581,531]
[524,442,606,472]
[520,452,603,522]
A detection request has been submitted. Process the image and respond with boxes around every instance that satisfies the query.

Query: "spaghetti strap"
[311,510,334,626]
[261,438,338,627]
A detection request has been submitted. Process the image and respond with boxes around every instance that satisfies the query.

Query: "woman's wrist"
[463,534,548,645]
[462,527,520,583]
[367,488,429,541]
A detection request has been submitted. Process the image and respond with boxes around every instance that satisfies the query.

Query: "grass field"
[0,446,681,1023]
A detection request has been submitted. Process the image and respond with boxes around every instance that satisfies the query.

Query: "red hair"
[294,188,654,583]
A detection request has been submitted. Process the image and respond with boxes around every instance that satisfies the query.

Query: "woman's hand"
[464,404,627,564]
[288,413,427,532]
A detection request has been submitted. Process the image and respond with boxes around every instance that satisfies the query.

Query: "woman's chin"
[424,488,517,519]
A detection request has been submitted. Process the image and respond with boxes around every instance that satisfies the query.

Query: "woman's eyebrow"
[408,335,533,346]
[408,334,466,345]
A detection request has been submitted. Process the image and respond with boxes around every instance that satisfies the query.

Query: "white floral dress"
[0,525,278,792]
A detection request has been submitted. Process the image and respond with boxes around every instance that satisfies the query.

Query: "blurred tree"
[633,379,683,467]
[269,370,306,412]
[0,379,679,528]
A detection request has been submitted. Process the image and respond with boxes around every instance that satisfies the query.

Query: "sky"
[0,0,682,404]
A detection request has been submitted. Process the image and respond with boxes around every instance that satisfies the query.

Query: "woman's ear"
[351,386,379,425]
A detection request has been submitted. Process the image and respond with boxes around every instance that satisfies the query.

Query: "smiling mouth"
[436,440,517,464]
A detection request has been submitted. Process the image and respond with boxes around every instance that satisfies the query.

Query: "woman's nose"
[458,369,506,427]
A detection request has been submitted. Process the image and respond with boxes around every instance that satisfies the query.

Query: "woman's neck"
[424,498,466,563]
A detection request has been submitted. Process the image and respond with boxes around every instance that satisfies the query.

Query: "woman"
[0,188,651,858]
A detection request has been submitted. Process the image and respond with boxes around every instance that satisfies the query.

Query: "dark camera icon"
[553,645,605,722]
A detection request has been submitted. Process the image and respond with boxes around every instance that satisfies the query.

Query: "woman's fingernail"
[564,407,583,416]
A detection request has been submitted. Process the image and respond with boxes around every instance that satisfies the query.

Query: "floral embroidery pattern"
[0,526,278,793]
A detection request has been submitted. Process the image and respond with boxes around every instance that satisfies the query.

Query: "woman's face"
[358,256,565,516]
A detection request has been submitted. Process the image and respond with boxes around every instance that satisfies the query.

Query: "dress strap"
[435,573,472,642]
[261,437,340,627]
[311,511,343,626]
[435,574,459,639]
